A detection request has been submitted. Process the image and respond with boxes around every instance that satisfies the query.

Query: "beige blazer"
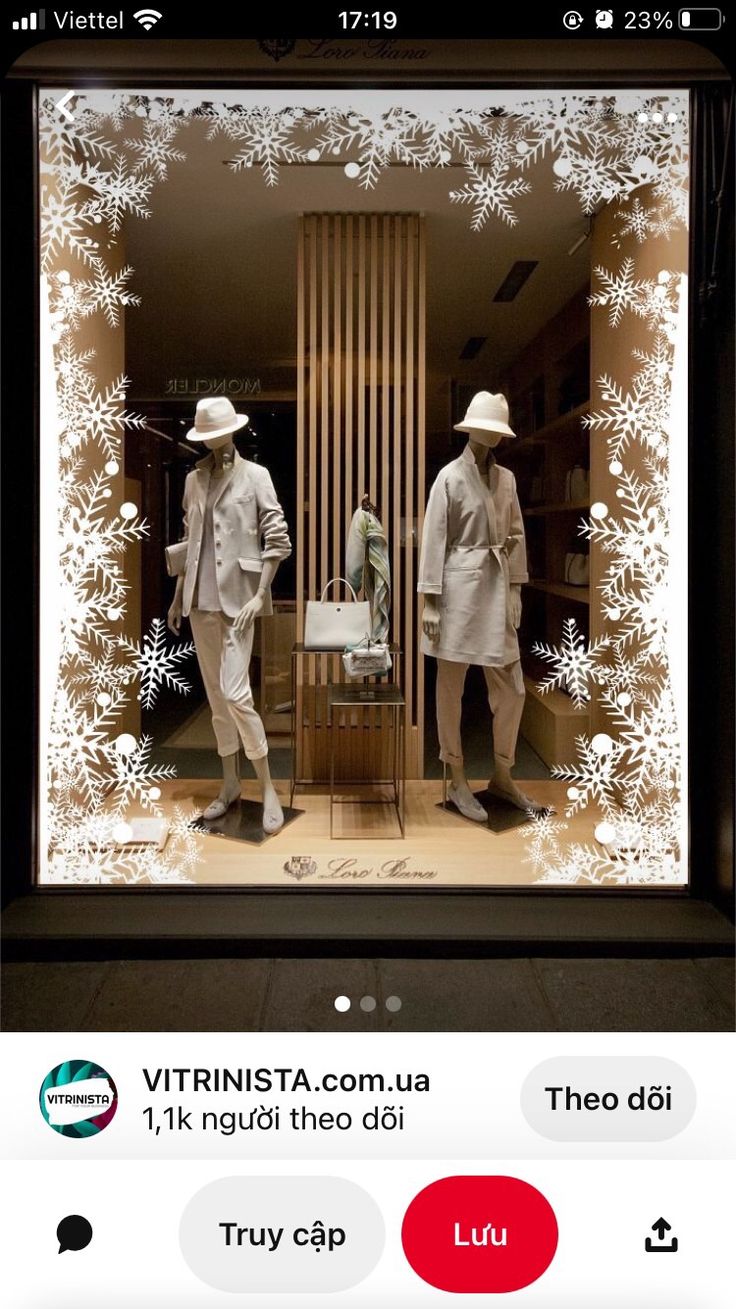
[418,445,528,666]
[180,450,291,619]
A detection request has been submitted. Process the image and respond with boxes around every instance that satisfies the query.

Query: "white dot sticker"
[105,460,119,476]
[609,460,622,476]
[591,501,608,519]
[96,692,112,707]
[307,147,320,162]
[120,502,138,519]
[567,787,580,800]
[112,822,134,843]
[148,786,162,800]
[591,733,614,756]
[617,692,632,707]
[344,161,361,179]
[552,157,573,178]
[114,733,137,757]
[594,821,617,845]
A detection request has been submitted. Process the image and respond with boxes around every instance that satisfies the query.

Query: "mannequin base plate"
[191,799,304,845]
[437,789,540,834]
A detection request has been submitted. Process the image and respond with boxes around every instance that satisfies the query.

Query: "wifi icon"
[134,8,162,28]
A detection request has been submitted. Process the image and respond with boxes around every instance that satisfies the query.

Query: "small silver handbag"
[164,540,188,577]
[304,577,371,650]
[342,636,392,678]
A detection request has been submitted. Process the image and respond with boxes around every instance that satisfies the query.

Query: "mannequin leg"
[251,754,284,835]
[436,658,487,822]
[200,749,242,821]
[220,616,284,833]
[484,662,549,814]
[189,610,243,819]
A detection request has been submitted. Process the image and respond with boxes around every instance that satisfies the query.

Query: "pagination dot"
[385,995,402,1013]
[334,995,351,1013]
[360,995,377,1012]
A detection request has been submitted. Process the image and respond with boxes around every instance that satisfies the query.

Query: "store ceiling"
[125,117,591,409]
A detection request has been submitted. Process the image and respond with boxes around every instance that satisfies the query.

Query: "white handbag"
[565,465,590,503]
[564,552,590,586]
[303,577,372,650]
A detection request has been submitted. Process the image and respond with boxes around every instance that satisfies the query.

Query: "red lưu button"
[402,1174,558,1293]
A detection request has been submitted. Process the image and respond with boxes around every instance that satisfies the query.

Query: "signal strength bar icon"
[12,9,45,28]
[134,7,162,28]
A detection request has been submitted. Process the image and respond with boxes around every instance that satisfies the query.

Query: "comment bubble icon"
[57,1214,93,1253]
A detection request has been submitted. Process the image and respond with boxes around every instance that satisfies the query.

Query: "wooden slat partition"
[296,213,426,780]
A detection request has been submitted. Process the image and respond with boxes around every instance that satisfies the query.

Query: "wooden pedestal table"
[327,683,406,839]
[290,642,402,804]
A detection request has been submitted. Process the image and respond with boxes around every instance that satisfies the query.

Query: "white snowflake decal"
[124,120,187,180]
[533,618,610,709]
[588,257,649,326]
[118,618,196,710]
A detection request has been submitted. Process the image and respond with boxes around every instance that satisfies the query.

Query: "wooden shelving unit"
[525,501,590,517]
[499,286,591,769]
[527,580,590,605]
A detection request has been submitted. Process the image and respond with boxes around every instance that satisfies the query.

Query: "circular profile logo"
[39,1060,118,1138]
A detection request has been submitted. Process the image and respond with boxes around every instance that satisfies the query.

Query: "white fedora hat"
[186,397,249,442]
[454,390,516,439]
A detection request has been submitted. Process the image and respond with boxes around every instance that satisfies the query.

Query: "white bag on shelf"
[303,577,372,650]
[564,552,590,586]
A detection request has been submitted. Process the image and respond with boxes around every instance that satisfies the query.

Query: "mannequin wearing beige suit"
[168,399,291,834]
[419,392,546,820]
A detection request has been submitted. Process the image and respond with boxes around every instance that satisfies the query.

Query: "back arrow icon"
[56,92,76,122]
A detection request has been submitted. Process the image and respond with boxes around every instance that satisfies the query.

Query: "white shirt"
[193,469,231,611]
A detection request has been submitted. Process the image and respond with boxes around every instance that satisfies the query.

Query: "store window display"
[418,391,546,821]
[167,397,292,834]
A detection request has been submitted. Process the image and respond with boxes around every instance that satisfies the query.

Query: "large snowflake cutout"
[219,106,310,185]
[118,618,196,710]
[124,120,187,180]
[588,257,649,326]
[533,618,609,709]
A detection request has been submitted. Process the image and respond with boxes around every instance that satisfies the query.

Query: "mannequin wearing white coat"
[419,392,546,819]
[168,399,290,834]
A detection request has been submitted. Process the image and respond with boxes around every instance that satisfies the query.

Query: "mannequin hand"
[510,584,522,629]
[233,594,264,635]
[422,598,441,642]
[167,596,183,636]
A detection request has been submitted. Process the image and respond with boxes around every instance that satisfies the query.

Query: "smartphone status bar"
[3,6,728,41]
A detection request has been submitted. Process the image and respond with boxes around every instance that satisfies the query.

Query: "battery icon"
[679,8,723,28]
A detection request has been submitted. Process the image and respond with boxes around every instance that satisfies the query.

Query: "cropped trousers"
[188,608,268,760]
[436,657,525,769]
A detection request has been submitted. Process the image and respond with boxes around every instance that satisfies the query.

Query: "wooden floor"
[131,778,604,887]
